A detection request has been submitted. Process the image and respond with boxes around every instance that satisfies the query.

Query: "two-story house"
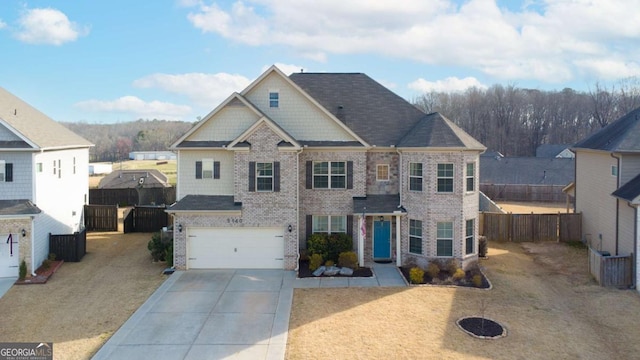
[572,107,640,290]
[0,87,92,278]
[167,66,485,271]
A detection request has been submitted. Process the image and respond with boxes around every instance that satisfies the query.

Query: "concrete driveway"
[92,269,294,360]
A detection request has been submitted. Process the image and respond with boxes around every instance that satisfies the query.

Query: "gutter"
[30,216,36,276]
[611,152,621,255]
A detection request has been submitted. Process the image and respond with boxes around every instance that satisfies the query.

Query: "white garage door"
[187,227,284,269]
[0,233,19,278]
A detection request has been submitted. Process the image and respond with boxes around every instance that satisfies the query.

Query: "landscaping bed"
[298,260,372,278]
[398,264,490,288]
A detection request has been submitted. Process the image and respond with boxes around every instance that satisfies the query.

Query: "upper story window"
[314,161,346,189]
[436,221,453,257]
[53,160,57,175]
[256,162,273,191]
[376,164,389,181]
[195,159,220,179]
[57,159,61,179]
[312,215,346,234]
[36,163,43,173]
[409,219,423,254]
[409,162,422,191]
[466,162,475,192]
[269,91,279,108]
[437,163,454,193]
[0,161,11,182]
[73,157,76,174]
[465,219,475,255]
[611,165,618,177]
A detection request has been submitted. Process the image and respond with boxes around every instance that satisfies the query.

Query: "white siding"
[177,150,234,200]
[33,148,89,268]
[620,154,640,186]
[575,151,618,253]
[618,202,635,256]
[0,152,32,199]
[188,105,260,142]
[245,72,355,141]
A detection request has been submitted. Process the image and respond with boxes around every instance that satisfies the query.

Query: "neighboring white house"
[129,151,176,161]
[89,162,113,175]
[572,107,640,291]
[0,87,93,277]
[167,66,485,271]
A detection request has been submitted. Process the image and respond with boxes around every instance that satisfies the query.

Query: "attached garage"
[0,233,19,278]
[187,227,284,269]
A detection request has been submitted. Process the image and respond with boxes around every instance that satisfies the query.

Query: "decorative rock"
[323,266,341,276]
[339,267,354,276]
[312,266,326,277]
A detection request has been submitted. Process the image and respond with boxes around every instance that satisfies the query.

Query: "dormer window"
[269,91,279,108]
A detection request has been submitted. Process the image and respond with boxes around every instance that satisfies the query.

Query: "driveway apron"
[92,269,294,360]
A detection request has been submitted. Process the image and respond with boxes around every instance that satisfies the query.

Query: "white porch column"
[395,214,401,266]
[358,216,365,266]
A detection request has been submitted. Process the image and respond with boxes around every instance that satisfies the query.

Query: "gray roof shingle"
[0,199,41,216]
[167,195,241,212]
[536,144,572,158]
[480,157,575,185]
[573,107,640,152]
[0,87,93,150]
[612,173,640,202]
[397,112,485,149]
[353,195,405,214]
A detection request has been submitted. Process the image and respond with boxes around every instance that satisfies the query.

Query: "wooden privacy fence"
[84,204,118,231]
[89,187,176,206]
[480,212,581,242]
[49,228,87,262]
[124,205,171,233]
[480,184,569,203]
[589,246,632,287]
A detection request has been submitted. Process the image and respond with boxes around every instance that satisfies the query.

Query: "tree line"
[63,119,194,162]
[413,78,640,156]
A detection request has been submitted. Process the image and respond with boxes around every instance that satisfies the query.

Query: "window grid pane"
[437,222,453,256]
[437,163,454,192]
[330,216,346,233]
[256,162,273,191]
[202,160,214,179]
[313,161,345,189]
[409,163,423,191]
[313,216,329,233]
[269,92,279,107]
[465,219,474,255]
[466,163,475,191]
[377,164,389,181]
[409,219,422,254]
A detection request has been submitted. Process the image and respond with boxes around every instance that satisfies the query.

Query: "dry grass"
[496,201,572,214]
[0,230,167,360]
[90,160,177,188]
[287,241,640,359]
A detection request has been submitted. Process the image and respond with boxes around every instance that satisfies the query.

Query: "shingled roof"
[573,107,640,152]
[612,173,640,204]
[0,87,93,150]
[480,157,575,185]
[397,112,485,149]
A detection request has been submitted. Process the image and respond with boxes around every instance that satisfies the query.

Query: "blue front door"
[373,220,391,259]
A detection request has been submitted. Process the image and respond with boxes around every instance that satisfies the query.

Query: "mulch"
[398,266,490,288]
[14,260,64,285]
[457,317,506,338]
[298,260,373,278]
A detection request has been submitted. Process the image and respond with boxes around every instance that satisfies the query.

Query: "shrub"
[338,251,358,269]
[48,253,56,261]
[452,268,466,281]
[325,260,335,267]
[148,231,173,262]
[299,249,310,262]
[445,259,460,274]
[307,232,353,263]
[472,274,483,287]
[309,253,323,271]
[165,245,173,267]
[19,260,27,280]
[426,262,440,279]
[409,267,424,284]
[478,236,488,257]
[41,259,51,271]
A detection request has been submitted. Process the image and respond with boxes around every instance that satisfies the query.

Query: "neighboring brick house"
[0,87,92,277]
[167,66,486,271]
[572,107,640,290]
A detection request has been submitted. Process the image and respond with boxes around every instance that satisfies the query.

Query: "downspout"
[629,202,638,289]
[30,216,36,276]
[611,152,621,255]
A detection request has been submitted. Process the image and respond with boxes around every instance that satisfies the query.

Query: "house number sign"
[227,218,242,224]
[6,234,17,256]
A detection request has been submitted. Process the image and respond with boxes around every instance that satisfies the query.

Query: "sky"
[0,0,639,123]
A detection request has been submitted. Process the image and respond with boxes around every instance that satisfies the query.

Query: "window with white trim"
[409,162,422,191]
[466,162,475,192]
[58,159,61,179]
[36,163,42,173]
[465,219,475,255]
[53,160,57,175]
[436,221,453,257]
[312,215,346,234]
[409,219,422,254]
[269,91,279,108]
[377,164,389,181]
[256,162,273,191]
[313,161,346,189]
[73,157,76,174]
[437,163,454,192]
[0,160,5,182]
[202,159,214,179]
[611,165,618,177]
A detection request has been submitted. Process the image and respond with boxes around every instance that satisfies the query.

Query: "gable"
[185,102,260,143]
[0,123,30,149]
[243,71,357,142]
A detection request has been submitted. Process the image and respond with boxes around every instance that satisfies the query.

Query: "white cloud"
[261,63,306,75]
[409,77,487,93]
[74,96,191,120]
[0,19,6,29]
[186,0,640,83]
[15,8,88,45]
[132,72,251,107]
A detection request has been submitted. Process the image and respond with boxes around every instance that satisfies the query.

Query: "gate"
[49,228,87,262]
[84,205,118,231]
[124,205,170,233]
